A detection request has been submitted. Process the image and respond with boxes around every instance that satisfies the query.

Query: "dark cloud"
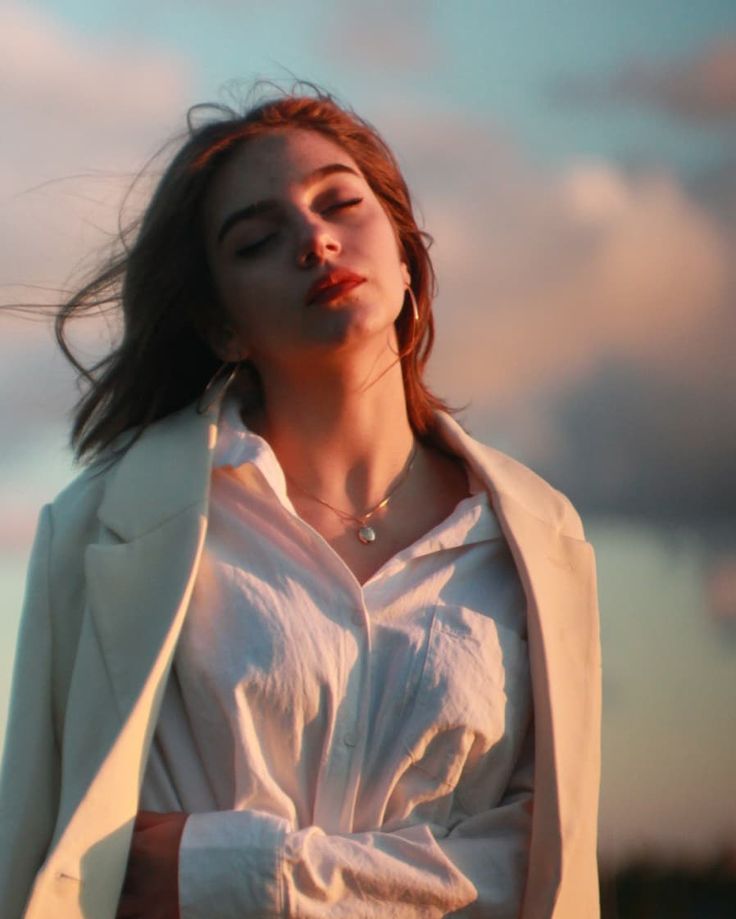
[550,37,736,124]
[3,5,735,554]
[519,355,736,638]
[390,114,736,542]
[523,359,736,530]
[687,155,736,230]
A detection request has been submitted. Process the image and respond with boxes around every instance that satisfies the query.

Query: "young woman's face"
[203,128,410,375]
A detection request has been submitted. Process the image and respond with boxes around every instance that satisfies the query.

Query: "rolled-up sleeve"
[178,726,533,919]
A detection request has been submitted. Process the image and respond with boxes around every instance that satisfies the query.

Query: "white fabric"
[140,398,534,917]
[0,396,600,919]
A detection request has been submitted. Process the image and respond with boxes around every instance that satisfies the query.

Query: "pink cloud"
[0,2,194,444]
[320,0,443,75]
[0,3,192,146]
[406,129,733,412]
[379,112,736,524]
[0,2,193,290]
[707,555,736,623]
[0,503,42,555]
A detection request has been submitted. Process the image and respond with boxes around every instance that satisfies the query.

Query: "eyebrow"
[216,163,362,245]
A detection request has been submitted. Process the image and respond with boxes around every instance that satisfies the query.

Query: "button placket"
[341,596,377,828]
[339,603,367,751]
[312,600,370,831]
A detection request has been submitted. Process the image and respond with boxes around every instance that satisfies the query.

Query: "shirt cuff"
[179,809,290,919]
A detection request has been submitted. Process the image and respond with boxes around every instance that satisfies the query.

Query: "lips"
[306,268,366,306]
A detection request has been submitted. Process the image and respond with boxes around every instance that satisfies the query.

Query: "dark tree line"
[600,851,736,918]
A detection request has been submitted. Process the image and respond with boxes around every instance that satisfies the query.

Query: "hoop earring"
[406,286,420,323]
[196,361,241,415]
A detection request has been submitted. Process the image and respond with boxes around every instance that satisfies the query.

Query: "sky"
[1,0,735,866]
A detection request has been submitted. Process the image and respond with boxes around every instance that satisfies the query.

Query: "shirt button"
[343,731,357,748]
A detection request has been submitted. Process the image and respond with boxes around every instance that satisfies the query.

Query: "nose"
[296,216,340,268]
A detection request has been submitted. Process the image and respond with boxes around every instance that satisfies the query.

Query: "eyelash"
[235,197,364,258]
[327,196,363,213]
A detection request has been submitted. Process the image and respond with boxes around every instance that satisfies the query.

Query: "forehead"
[204,129,363,218]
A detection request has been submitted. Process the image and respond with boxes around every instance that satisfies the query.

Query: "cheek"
[378,232,408,290]
[217,268,274,327]
[372,201,404,256]
[374,218,406,281]
[221,278,303,354]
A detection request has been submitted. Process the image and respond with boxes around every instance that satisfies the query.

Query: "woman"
[0,87,601,918]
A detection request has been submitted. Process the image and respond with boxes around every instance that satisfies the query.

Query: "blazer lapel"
[434,413,601,917]
[493,490,600,917]
[27,401,220,918]
[89,399,219,718]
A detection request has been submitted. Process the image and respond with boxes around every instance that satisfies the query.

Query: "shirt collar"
[214,394,501,555]
[213,395,294,510]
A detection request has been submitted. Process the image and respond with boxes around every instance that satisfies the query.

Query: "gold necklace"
[287,442,418,544]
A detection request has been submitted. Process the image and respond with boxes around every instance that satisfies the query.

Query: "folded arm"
[178,729,534,919]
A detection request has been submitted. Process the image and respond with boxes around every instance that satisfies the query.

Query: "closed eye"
[235,234,277,257]
[234,198,362,257]
[325,197,363,214]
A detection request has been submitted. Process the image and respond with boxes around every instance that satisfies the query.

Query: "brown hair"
[58,84,453,461]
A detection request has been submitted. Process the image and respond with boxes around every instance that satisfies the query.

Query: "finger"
[134,809,186,829]
[134,809,164,829]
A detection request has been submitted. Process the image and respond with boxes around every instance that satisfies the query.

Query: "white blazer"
[0,398,601,918]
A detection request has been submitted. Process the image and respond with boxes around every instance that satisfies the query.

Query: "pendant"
[357,525,376,544]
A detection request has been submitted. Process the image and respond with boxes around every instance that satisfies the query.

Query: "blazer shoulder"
[482,444,586,541]
[42,455,123,560]
[433,412,586,540]
[48,459,113,522]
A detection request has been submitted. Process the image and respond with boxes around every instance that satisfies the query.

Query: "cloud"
[550,36,736,123]
[421,150,730,407]
[2,11,734,538]
[0,2,193,458]
[0,3,191,143]
[706,554,736,645]
[530,361,736,524]
[0,497,53,556]
[318,0,442,76]
[536,155,736,525]
[688,155,736,229]
[0,2,193,290]
[381,112,736,531]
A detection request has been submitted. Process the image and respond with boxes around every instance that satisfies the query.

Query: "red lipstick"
[306,268,365,306]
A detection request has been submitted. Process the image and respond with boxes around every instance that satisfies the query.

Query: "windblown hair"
[57,83,452,461]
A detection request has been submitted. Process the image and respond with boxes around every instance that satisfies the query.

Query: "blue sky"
[1,0,735,864]
[29,0,736,172]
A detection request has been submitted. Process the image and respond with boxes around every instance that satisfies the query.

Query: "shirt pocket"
[402,603,531,791]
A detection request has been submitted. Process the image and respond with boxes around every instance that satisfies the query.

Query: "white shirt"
[141,399,534,918]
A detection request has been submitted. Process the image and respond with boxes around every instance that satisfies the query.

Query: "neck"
[248,341,416,513]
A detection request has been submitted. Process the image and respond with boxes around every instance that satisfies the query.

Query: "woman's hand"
[116,809,189,919]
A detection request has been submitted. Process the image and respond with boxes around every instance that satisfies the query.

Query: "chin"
[310,300,395,350]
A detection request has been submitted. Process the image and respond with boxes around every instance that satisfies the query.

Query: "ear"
[400,261,411,288]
